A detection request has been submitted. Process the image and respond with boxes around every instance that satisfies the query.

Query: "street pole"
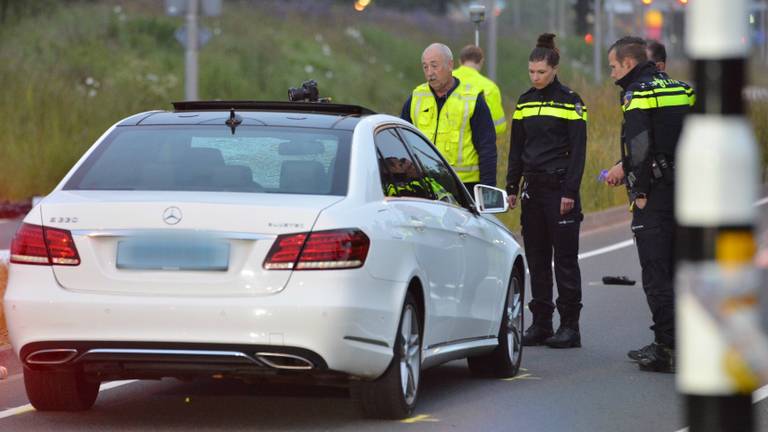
[184,0,199,101]
[593,0,602,83]
[486,0,497,81]
[549,0,556,32]
[607,0,616,50]
[512,0,520,31]
[677,0,760,430]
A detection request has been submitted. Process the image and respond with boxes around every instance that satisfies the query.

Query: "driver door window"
[374,128,430,200]
[398,128,465,207]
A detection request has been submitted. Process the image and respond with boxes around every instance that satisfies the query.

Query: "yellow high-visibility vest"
[453,65,507,135]
[410,82,481,183]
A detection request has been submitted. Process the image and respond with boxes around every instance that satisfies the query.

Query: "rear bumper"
[4,265,405,379]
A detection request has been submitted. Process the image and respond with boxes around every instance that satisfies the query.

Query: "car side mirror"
[473,185,509,214]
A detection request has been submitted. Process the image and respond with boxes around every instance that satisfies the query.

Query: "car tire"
[23,367,99,411]
[467,267,524,377]
[353,292,421,419]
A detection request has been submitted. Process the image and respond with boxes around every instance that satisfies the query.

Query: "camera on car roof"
[288,80,320,102]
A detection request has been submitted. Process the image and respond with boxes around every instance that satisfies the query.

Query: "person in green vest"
[453,45,507,137]
[382,157,454,203]
[401,43,497,192]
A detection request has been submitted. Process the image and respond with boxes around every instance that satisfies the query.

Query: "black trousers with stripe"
[520,179,583,327]
[631,183,675,348]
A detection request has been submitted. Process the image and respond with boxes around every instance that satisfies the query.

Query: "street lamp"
[469,4,485,46]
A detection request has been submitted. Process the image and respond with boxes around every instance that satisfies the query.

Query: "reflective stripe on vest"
[623,86,696,112]
[410,83,481,183]
[512,101,588,122]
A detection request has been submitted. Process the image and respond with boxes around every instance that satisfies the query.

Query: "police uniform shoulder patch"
[574,102,584,117]
[623,91,633,108]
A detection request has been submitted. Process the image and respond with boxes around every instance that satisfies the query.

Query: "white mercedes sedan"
[5,100,526,419]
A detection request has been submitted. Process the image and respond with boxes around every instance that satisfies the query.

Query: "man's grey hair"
[422,43,453,66]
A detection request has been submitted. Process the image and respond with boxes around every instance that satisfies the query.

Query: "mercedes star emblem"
[162,206,183,225]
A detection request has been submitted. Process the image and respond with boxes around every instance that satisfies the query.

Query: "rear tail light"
[10,223,80,266]
[263,229,369,270]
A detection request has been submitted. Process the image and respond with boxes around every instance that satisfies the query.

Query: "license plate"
[116,234,230,271]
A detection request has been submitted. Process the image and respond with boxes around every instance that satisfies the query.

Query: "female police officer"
[506,34,587,348]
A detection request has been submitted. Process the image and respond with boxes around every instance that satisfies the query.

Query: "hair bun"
[536,33,557,50]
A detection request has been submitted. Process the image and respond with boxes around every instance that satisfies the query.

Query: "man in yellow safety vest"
[453,44,507,137]
[401,43,497,191]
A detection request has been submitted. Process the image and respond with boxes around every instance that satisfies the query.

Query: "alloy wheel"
[399,305,421,405]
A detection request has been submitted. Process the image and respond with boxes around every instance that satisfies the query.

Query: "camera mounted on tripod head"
[288,80,331,103]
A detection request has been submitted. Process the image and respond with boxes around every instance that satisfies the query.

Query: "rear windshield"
[64,126,351,195]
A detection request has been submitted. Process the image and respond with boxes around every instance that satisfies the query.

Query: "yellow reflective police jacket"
[410,82,481,183]
[453,65,507,135]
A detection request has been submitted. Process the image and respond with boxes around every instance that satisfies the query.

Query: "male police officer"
[453,45,507,137]
[646,39,667,72]
[402,43,497,191]
[604,37,695,373]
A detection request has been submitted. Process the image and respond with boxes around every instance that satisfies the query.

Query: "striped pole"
[676,0,761,431]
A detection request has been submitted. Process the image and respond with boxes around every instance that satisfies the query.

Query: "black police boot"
[522,323,554,346]
[544,324,581,348]
[627,343,655,362]
[637,343,675,373]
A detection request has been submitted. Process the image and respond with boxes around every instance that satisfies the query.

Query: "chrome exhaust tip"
[25,349,79,365]
[255,352,314,370]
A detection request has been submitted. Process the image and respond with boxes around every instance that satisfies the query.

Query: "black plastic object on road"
[602,276,635,286]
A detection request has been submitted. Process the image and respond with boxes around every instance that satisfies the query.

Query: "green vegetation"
[0,2,765,232]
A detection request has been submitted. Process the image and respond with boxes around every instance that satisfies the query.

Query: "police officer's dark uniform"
[617,61,694,371]
[506,76,587,348]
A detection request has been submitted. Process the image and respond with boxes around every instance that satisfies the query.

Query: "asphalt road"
[1,210,767,431]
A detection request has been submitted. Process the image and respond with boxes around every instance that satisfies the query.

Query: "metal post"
[607,0,616,50]
[677,0,759,431]
[549,0,556,32]
[184,0,199,101]
[512,0,521,31]
[474,24,480,46]
[593,0,602,83]
[486,0,497,81]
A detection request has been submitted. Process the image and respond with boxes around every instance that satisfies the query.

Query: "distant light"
[749,14,755,25]
[359,0,371,6]
[641,0,652,5]
[645,10,663,28]
[354,1,365,11]
[677,0,688,4]
[584,33,594,45]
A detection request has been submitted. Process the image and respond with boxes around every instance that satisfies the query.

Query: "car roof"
[117,101,377,131]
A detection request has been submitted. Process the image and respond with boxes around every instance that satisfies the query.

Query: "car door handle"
[455,226,468,238]
[408,218,426,230]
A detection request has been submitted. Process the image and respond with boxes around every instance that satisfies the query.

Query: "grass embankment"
[0,1,766,232]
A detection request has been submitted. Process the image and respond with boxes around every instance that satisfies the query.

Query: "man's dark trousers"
[631,183,675,347]
[521,178,583,327]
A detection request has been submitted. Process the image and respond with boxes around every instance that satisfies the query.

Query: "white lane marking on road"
[575,195,768,262]
[754,384,768,403]
[578,239,635,261]
[0,379,136,419]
